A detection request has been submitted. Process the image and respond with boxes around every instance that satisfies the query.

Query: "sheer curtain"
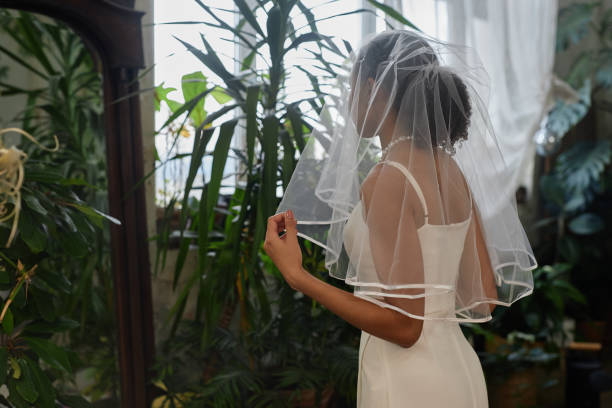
[396,0,558,203]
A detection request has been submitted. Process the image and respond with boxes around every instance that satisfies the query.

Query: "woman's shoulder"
[362,161,409,193]
[360,160,417,214]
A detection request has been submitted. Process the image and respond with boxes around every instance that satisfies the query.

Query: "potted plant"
[538,0,612,334]
[462,262,586,407]
[0,10,121,405]
[151,0,414,404]
[479,331,558,408]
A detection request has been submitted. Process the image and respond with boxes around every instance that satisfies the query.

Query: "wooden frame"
[0,1,155,406]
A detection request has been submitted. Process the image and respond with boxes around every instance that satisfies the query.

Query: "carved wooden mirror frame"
[0,0,155,406]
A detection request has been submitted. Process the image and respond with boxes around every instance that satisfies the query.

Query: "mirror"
[0,2,154,407]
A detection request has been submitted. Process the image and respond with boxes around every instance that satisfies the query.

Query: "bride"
[264,29,536,407]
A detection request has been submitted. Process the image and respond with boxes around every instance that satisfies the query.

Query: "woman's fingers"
[264,210,304,289]
[265,213,286,244]
[283,210,298,243]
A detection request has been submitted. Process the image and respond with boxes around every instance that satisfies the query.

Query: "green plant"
[549,1,612,136]
[535,139,612,322]
[485,263,586,345]
[152,0,415,404]
[154,0,416,337]
[479,330,560,407]
[532,1,612,322]
[538,140,611,262]
[153,275,359,407]
[481,331,558,369]
[556,2,612,88]
[486,138,606,354]
[0,9,120,406]
[460,5,612,387]
[154,0,354,346]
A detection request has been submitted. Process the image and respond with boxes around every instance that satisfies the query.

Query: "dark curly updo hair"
[356,30,472,153]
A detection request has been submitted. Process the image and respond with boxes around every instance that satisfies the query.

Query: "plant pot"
[278,387,334,408]
[484,334,507,353]
[488,368,538,408]
[483,335,560,407]
[576,320,607,343]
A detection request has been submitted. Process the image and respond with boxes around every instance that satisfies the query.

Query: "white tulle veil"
[277,29,536,322]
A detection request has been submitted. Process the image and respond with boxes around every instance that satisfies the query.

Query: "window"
[153,0,391,206]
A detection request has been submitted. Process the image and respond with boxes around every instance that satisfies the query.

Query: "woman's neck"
[378,113,397,151]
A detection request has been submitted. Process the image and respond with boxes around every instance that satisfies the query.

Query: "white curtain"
[398,0,558,200]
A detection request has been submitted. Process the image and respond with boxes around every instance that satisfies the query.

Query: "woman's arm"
[264,211,422,348]
[361,164,425,323]
[472,200,498,313]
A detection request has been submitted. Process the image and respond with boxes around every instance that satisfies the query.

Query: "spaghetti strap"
[461,170,473,219]
[383,160,474,225]
[383,160,429,224]
[467,179,473,218]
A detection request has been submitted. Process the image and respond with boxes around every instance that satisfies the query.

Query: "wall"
[135,0,202,341]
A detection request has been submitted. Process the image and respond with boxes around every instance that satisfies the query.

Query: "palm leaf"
[366,0,421,31]
[234,0,265,38]
[556,2,599,52]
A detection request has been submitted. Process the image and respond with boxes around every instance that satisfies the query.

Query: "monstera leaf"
[547,80,591,138]
[556,139,612,211]
[557,140,611,194]
[540,139,611,214]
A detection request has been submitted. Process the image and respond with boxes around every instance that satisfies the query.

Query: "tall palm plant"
[152,0,416,404]
[156,0,414,343]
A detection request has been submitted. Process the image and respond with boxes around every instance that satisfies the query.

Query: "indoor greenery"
[0,10,120,407]
[462,5,612,404]
[548,1,612,137]
[471,1,612,350]
[537,1,612,322]
[151,0,415,406]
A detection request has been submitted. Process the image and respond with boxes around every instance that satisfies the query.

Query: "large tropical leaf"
[557,139,611,189]
[547,80,591,137]
[181,71,209,127]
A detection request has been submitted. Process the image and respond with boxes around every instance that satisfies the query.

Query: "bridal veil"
[276,29,537,322]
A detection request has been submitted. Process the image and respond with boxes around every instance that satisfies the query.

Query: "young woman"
[265,30,537,407]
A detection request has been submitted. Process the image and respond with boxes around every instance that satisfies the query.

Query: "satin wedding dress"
[343,160,489,407]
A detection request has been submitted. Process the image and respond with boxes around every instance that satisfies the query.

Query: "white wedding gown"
[343,160,489,407]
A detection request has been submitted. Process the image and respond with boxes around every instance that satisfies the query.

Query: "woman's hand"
[264,210,306,290]
[264,211,422,348]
